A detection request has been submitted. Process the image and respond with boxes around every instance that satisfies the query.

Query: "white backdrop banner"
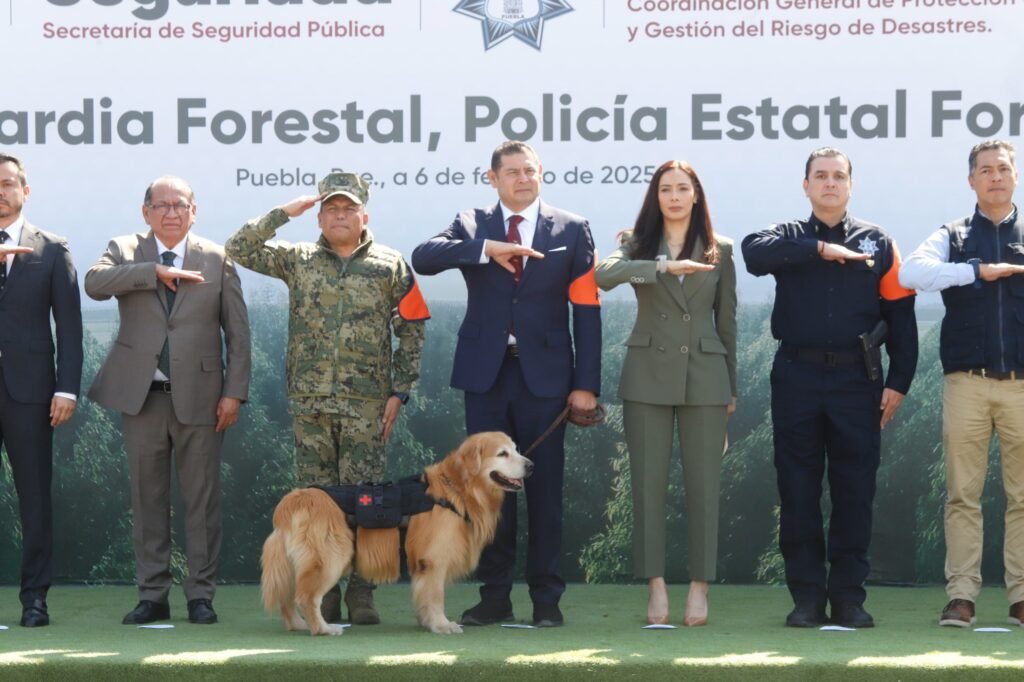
[3,0,1023,300]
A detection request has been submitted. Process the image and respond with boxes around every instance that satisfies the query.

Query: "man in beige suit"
[86,176,251,625]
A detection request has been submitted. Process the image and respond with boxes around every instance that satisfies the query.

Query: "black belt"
[780,345,860,366]
[150,380,172,393]
[963,368,1021,381]
[506,344,519,358]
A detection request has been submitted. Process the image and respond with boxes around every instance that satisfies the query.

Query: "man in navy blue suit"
[412,140,601,627]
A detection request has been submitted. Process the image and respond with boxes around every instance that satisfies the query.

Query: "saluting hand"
[484,240,544,274]
[278,195,321,218]
[879,388,905,429]
[819,242,871,265]
[665,259,715,276]
[0,244,33,261]
[155,264,204,292]
[979,263,1024,281]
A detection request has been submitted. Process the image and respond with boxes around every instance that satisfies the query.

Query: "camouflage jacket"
[226,208,428,410]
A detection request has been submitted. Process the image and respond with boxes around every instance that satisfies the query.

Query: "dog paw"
[431,620,463,635]
[327,624,347,636]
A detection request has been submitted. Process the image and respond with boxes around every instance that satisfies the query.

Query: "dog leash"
[521,403,606,458]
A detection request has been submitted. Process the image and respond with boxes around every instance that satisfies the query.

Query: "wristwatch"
[391,391,410,405]
[968,258,982,286]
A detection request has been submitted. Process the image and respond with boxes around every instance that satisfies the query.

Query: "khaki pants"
[943,372,1024,604]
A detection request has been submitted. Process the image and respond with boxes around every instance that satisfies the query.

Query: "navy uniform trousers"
[771,349,882,608]
[465,352,567,606]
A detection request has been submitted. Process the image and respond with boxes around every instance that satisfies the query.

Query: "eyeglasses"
[147,202,191,214]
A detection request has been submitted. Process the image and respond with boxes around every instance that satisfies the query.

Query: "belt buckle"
[159,381,171,394]
[823,352,837,367]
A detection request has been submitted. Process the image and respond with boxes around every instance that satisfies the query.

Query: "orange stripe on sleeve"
[569,263,601,307]
[399,277,431,321]
[880,242,915,301]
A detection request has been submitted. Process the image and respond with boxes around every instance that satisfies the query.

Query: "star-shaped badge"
[454,0,574,50]
[857,237,878,256]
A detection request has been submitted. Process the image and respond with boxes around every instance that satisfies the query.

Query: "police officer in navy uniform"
[742,147,918,629]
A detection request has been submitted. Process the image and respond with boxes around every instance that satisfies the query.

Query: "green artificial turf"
[0,583,1021,680]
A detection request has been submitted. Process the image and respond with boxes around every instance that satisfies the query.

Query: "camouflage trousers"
[292,398,386,487]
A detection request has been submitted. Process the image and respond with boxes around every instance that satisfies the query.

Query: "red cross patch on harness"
[358,494,373,506]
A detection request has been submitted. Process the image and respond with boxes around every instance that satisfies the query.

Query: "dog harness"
[311,474,469,529]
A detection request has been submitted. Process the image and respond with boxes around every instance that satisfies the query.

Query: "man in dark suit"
[412,140,601,627]
[86,176,251,626]
[0,153,83,628]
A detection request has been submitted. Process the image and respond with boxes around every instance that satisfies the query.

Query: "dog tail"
[355,528,401,584]
[260,528,293,614]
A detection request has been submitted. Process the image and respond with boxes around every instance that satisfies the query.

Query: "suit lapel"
[484,204,506,242]
[657,238,690,314]
[519,202,552,289]
[172,236,202,318]
[11,221,39,273]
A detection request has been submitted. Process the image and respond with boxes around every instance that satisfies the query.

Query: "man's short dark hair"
[804,147,852,180]
[490,140,539,172]
[968,139,1017,174]
[0,153,28,186]
[144,175,196,205]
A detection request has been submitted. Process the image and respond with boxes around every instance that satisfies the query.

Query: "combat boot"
[320,584,342,624]
[345,574,380,625]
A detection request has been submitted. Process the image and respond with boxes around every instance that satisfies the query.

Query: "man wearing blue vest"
[900,139,1024,629]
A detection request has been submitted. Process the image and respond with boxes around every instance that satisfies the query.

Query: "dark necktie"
[157,250,176,378]
[506,215,524,284]
[0,230,8,293]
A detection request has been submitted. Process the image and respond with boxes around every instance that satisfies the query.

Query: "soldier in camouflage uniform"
[226,172,429,625]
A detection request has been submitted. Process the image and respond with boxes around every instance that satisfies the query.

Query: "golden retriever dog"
[260,431,532,635]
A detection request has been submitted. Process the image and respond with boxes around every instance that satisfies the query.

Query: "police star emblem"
[858,236,878,268]
[454,0,574,50]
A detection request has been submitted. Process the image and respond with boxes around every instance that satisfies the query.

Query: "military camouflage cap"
[319,172,370,206]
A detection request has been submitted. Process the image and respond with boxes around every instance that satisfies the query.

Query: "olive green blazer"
[595,235,737,406]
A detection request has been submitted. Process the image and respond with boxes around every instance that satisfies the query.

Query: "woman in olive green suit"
[595,160,737,626]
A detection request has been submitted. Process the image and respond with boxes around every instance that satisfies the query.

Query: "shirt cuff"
[54,392,77,401]
[479,240,490,264]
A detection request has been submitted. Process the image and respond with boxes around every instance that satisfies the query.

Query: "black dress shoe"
[460,599,514,626]
[831,602,875,628]
[20,599,49,628]
[785,602,827,628]
[187,598,218,624]
[122,600,170,625]
[532,602,564,628]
